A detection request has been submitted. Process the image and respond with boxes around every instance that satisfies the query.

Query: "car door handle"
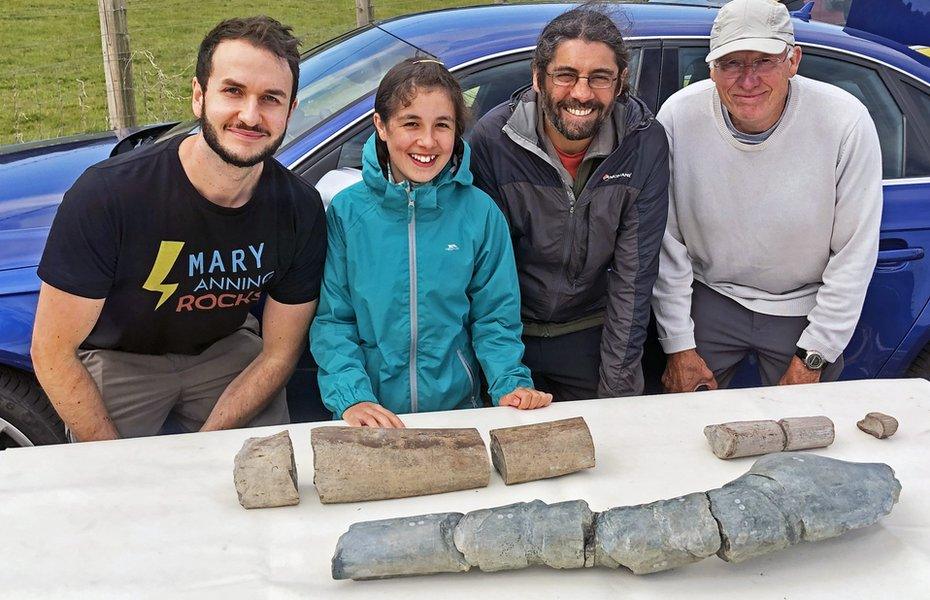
[877,248,924,264]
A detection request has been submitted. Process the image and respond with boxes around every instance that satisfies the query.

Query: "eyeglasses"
[546,71,618,89]
[713,50,792,78]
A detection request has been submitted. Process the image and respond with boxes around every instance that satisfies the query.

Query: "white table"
[2,379,929,599]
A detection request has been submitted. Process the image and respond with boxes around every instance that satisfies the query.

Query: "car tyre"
[905,343,930,380]
[0,367,66,448]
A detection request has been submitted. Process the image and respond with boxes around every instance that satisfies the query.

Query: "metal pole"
[97,0,137,131]
[356,0,374,27]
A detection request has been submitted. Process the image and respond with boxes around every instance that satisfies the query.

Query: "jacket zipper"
[456,349,479,408]
[405,184,419,413]
[544,184,577,321]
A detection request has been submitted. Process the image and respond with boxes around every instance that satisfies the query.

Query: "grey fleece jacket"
[469,89,670,397]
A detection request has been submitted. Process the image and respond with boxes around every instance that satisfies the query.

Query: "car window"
[284,28,421,147]
[901,81,930,177]
[798,54,904,178]
[335,49,644,171]
[678,47,711,89]
[672,47,906,179]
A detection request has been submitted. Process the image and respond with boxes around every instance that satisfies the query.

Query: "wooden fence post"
[97,0,137,131]
[356,0,374,27]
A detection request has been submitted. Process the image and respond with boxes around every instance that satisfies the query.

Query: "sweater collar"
[711,77,801,152]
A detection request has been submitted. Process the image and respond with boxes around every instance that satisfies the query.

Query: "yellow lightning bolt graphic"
[142,241,185,309]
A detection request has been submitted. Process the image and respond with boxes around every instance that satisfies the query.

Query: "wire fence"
[0,0,499,146]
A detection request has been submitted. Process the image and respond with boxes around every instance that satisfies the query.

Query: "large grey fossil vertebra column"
[331,453,901,580]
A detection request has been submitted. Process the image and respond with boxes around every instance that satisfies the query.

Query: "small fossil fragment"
[489,417,595,484]
[704,416,834,459]
[233,430,299,509]
[332,453,900,580]
[311,426,490,503]
[857,412,899,439]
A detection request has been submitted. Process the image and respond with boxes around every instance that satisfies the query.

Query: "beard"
[199,100,285,168]
[539,87,612,142]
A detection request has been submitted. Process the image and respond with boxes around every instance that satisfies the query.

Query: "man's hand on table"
[343,402,405,428]
[778,356,822,386]
[499,387,553,410]
[663,348,718,393]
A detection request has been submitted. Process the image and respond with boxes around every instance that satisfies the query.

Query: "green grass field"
[0,0,492,146]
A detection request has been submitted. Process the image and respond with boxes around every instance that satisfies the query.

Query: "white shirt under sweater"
[653,75,882,362]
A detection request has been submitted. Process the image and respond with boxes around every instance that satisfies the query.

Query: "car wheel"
[905,343,930,380]
[0,367,66,449]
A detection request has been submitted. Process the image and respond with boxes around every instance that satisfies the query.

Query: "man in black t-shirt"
[31,16,326,442]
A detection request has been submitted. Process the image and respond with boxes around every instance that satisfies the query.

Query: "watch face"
[806,353,825,370]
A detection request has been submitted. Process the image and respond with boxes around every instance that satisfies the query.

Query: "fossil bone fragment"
[311,426,490,503]
[453,500,593,571]
[778,416,836,450]
[703,416,834,459]
[857,412,898,439]
[332,513,469,580]
[233,430,299,509]
[489,417,595,484]
[331,453,900,580]
[594,492,721,574]
[708,453,899,562]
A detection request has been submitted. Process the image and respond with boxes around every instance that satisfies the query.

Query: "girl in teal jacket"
[310,58,551,427]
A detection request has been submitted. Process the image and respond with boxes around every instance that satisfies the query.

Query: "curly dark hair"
[533,2,632,101]
[196,15,301,102]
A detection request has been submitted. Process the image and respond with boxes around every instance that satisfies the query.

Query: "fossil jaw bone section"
[332,453,901,580]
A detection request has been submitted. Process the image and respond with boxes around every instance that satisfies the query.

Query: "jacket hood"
[505,87,656,147]
[360,133,474,210]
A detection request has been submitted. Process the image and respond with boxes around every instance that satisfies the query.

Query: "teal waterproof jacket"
[310,135,533,418]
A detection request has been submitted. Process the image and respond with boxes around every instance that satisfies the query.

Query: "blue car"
[1,0,929,447]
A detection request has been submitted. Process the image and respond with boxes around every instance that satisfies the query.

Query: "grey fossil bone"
[594,492,721,574]
[331,453,900,580]
[709,453,900,562]
[332,512,469,580]
[453,500,593,571]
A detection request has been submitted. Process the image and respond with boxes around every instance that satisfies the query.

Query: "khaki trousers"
[71,315,289,441]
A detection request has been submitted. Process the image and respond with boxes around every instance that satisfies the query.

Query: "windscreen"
[285,27,423,146]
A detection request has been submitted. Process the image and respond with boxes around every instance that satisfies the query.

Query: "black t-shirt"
[38,135,326,355]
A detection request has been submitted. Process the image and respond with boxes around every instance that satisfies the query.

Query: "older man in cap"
[652,0,882,392]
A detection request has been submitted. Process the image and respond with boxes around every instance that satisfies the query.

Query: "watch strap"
[795,347,828,370]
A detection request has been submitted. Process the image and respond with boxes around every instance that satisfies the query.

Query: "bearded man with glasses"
[470,4,670,401]
[652,0,882,393]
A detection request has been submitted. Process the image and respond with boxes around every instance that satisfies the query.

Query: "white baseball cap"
[706,0,795,64]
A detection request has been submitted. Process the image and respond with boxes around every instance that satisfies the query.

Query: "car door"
[659,42,930,380]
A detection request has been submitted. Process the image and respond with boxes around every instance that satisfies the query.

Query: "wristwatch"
[795,347,828,370]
